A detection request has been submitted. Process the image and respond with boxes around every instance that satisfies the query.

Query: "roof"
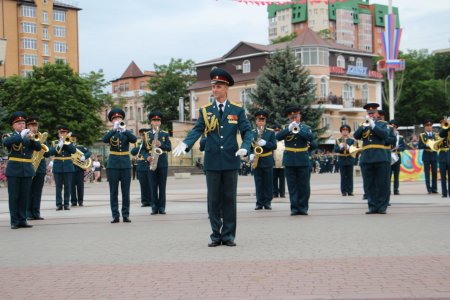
[189,71,260,90]
[119,61,144,79]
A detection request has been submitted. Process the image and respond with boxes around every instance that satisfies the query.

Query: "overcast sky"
[77,0,450,84]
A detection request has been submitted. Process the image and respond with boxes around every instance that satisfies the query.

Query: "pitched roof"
[120,61,144,79]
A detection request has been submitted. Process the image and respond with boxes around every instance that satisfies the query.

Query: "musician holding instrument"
[102,108,137,223]
[70,133,92,207]
[173,68,253,247]
[143,111,171,215]
[389,120,405,196]
[418,119,438,194]
[26,116,49,220]
[2,112,41,229]
[276,106,313,216]
[353,103,390,214]
[438,118,450,198]
[130,128,152,208]
[48,124,76,211]
[333,124,355,197]
[272,124,286,198]
[250,110,277,210]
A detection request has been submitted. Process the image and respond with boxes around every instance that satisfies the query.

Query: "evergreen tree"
[248,47,326,139]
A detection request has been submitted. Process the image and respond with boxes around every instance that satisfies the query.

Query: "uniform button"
[221,136,223,139]
[221,126,224,129]
[294,144,296,146]
[220,146,224,149]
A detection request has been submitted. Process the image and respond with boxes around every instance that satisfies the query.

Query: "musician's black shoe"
[123,217,131,223]
[150,211,158,215]
[56,206,63,211]
[64,206,70,210]
[254,206,263,210]
[110,218,120,223]
[264,205,272,210]
[18,223,33,228]
[347,193,354,196]
[222,240,236,247]
[208,240,221,247]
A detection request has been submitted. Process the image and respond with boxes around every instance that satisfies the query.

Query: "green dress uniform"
[143,128,172,214]
[130,140,152,207]
[251,126,277,209]
[439,126,450,197]
[28,139,50,219]
[419,122,438,193]
[353,120,390,213]
[182,99,252,244]
[276,122,314,215]
[71,143,92,206]
[273,140,286,198]
[3,112,41,228]
[334,135,355,196]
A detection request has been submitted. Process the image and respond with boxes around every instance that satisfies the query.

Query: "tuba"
[252,126,264,169]
[32,132,49,171]
[149,127,163,171]
[426,137,444,152]
[71,148,92,170]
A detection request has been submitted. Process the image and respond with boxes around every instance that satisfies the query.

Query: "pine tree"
[248,46,327,139]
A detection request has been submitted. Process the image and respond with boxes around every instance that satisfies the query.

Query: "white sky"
[77,0,450,83]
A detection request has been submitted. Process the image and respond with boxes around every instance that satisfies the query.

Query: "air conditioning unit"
[348,56,355,62]
[235,65,242,71]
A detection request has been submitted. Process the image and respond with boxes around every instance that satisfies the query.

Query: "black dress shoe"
[64,206,70,210]
[432,191,438,194]
[222,240,236,247]
[27,217,36,221]
[110,218,120,223]
[11,225,19,229]
[71,203,77,207]
[35,217,45,220]
[442,195,448,198]
[123,217,131,223]
[78,203,84,207]
[254,206,263,210]
[208,240,221,247]
[141,204,150,207]
[280,195,286,198]
[18,223,33,228]
[264,205,272,210]
[159,211,166,215]
[273,194,279,198]
[150,211,158,215]
[298,211,308,215]
[56,206,63,211]
[394,191,400,195]
[347,193,354,196]
[290,211,299,216]
[365,211,377,214]
[378,210,387,214]
[342,193,347,196]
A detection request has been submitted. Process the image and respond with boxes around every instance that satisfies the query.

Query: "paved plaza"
[1,172,450,299]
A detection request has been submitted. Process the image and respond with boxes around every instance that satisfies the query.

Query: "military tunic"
[3,132,41,226]
[28,139,50,219]
[334,137,355,195]
[438,128,450,197]
[276,123,313,215]
[183,100,252,243]
[130,141,152,206]
[418,131,439,193]
[390,134,405,195]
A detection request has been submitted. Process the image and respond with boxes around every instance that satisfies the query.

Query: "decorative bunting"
[380,13,404,79]
[232,0,347,6]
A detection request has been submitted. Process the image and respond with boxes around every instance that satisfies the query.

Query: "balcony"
[312,96,367,112]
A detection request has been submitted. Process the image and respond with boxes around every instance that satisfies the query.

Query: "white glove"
[249,154,255,161]
[339,143,344,149]
[369,118,375,129]
[257,139,266,147]
[119,128,126,133]
[113,121,119,129]
[173,142,188,157]
[288,122,297,132]
[235,148,247,157]
[80,155,86,162]
[20,129,30,138]
[57,139,64,148]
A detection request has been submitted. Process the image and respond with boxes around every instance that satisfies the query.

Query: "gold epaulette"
[266,128,274,131]
[229,101,242,107]
[202,103,212,108]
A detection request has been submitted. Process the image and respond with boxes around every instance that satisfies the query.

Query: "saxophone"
[252,126,264,169]
[149,126,163,171]
[32,132,49,171]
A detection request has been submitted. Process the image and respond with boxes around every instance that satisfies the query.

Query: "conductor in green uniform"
[173,67,253,247]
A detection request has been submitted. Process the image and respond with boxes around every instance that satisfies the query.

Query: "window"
[362,83,369,103]
[242,60,251,73]
[22,54,38,66]
[124,82,129,91]
[140,81,145,90]
[337,55,346,68]
[301,47,329,66]
[209,95,215,103]
[22,22,37,34]
[130,106,134,120]
[43,57,50,64]
[54,42,67,53]
[137,107,142,122]
[21,38,37,50]
[43,42,49,56]
[42,27,49,39]
[53,10,66,22]
[42,11,49,23]
[356,57,363,67]
[22,5,36,18]
[124,107,128,120]
[22,70,33,77]
[240,88,252,113]
[342,83,353,100]
[54,26,66,38]
[320,77,328,98]
[55,57,66,64]
[322,116,329,127]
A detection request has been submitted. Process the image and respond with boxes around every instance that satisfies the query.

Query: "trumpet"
[362,118,371,127]
[119,121,126,129]
[292,123,300,134]
[64,132,72,145]
[441,119,449,130]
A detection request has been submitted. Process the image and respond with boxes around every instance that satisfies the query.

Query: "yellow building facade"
[0,0,80,77]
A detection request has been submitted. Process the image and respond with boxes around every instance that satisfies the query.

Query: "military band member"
[272,124,286,198]
[26,116,49,220]
[48,124,76,210]
[70,134,92,207]
[173,67,253,247]
[389,120,405,196]
[353,103,390,214]
[276,106,313,216]
[130,128,152,207]
[334,125,355,196]
[419,119,438,194]
[102,108,137,223]
[143,111,172,215]
[3,112,41,229]
[438,118,450,197]
[379,110,396,205]
[250,110,277,210]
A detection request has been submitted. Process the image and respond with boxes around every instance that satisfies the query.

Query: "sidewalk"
[1,173,449,299]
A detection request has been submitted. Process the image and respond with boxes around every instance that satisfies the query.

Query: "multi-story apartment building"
[268,0,400,56]
[0,0,80,77]
[186,28,384,147]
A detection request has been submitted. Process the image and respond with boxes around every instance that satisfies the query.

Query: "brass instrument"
[291,123,300,134]
[349,144,363,158]
[362,119,371,127]
[56,132,72,154]
[149,126,163,171]
[71,148,92,170]
[341,137,347,154]
[441,119,449,130]
[426,137,444,152]
[252,126,264,169]
[31,132,49,171]
[119,121,126,130]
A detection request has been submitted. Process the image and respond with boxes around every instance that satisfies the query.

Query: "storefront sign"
[346,65,367,77]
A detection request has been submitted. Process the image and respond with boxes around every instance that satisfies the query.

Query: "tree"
[0,62,107,145]
[270,32,297,45]
[142,58,196,132]
[248,47,326,140]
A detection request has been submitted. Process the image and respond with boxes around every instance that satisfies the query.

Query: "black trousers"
[107,169,131,219]
[149,167,168,213]
[360,162,390,212]
[137,170,152,206]
[71,169,85,205]
[423,161,437,193]
[439,160,450,196]
[28,172,45,218]
[54,172,73,207]
[339,164,353,194]
[391,160,401,193]
[8,176,32,226]
[272,168,285,197]
[285,166,310,214]
[206,170,238,243]
[253,166,273,207]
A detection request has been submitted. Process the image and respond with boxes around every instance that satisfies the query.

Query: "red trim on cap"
[288,111,300,115]
[212,75,229,85]
[255,115,266,119]
[112,113,122,119]
[12,116,26,124]
[151,118,161,121]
